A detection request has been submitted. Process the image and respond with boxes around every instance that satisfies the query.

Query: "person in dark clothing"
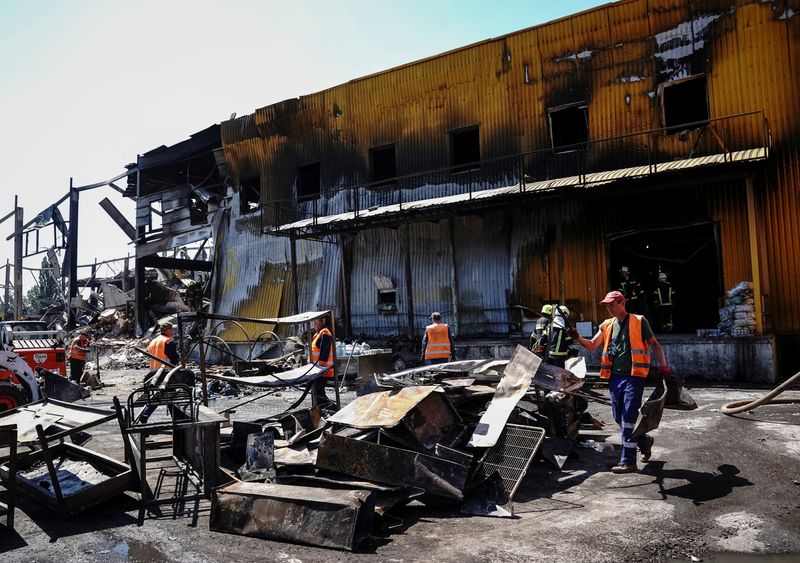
[653,272,675,332]
[546,305,575,368]
[531,304,553,354]
[618,266,647,316]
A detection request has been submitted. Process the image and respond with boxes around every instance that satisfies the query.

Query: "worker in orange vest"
[67,331,91,382]
[569,291,671,474]
[420,312,454,365]
[311,317,334,378]
[147,322,179,370]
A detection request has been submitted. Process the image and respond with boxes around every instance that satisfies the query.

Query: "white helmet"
[658,272,668,281]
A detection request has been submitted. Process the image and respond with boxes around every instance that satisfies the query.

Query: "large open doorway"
[608,222,723,333]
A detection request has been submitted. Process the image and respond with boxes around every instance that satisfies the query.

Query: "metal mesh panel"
[473,424,545,500]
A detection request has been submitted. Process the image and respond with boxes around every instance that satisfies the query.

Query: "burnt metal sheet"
[472,424,546,503]
[0,400,115,443]
[0,442,133,516]
[632,379,668,439]
[210,482,375,551]
[206,363,327,388]
[468,345,541,448]
[401,392,460,450]
[316,432,468,500]
[532,362,584,394]
[327,386,438,428]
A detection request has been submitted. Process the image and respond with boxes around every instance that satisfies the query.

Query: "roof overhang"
[270,147,767,239]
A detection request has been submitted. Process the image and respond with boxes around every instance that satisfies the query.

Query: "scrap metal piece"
[565,356,587,379]
[327,386,438,428]
[238,432,275,482]
[39,368,91,402]
[632,379,668,439]
[471,424,546,502]
[539,436,575,469]
[210,482,375,551]
[532,362,584,394]
[316,432,469,500]
[468,346,541,448]
[329,387,461,449]
[206,363,327,388]
[461,471,513,518]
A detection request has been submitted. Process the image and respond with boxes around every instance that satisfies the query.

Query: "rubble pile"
[210,346,602,549]
[718,281,756,337]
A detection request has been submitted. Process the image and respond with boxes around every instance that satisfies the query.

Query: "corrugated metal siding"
[212,202,289,342]
[218,0,800,334]
[453,214,511,336]
[406,222,455,335]
[349,228,408,337]
[295,238,341,315]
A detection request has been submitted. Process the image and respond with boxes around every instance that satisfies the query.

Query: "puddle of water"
[97,538,168,562]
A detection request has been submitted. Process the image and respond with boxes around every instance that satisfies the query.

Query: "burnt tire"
[0,383,28,412]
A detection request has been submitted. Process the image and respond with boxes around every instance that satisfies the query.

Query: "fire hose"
[720,368,800,415]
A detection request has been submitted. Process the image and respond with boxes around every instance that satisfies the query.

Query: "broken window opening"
[297,162,321,202]
[449,126,480,173]
[240,176,261,214]
[661,75,709,134]
[373,275,397,314]
[369,144,397,186]
[149,199,163,233]
[188,193,208,225]
[549,104,589,153]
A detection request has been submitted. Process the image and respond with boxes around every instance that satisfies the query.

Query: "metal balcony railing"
[260,111,770,236]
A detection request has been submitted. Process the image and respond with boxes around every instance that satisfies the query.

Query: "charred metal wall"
[218,0,800,334]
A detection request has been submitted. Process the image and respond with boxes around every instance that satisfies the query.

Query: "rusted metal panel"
[316,432,469,500]
[328,386,459,449]
[328,386,438,428]
[212,210,287,341]
[210,482,375,551]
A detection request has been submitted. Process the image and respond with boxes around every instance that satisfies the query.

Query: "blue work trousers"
[609,374,649,465]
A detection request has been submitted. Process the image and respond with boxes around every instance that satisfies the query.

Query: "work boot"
[640,435,655,462]
[611,463,638,474]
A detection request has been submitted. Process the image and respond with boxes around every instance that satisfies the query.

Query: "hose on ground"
[720,368,800,415]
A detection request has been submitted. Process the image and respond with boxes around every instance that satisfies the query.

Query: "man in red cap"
[568,290,671,474]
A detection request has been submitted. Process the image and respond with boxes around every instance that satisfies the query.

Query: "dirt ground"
[2,369,800,562]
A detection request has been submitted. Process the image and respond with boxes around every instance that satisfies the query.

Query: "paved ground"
[2,370,800,562]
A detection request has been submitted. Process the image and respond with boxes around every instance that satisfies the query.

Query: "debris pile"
[211,345,604,550]
[718,281,755,337]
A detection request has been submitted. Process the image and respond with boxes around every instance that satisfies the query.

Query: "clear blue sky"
[0,0,604,291]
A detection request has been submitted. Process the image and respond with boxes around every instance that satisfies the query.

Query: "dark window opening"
[373,275,397,314]
[297,162,321,202]
[369,144,397,185]
[450,126,480,173]
[549,104,589,152]
[608,222,722,333]
[240,176,261,214]
[188,194,208,225]
[662,75,709,134]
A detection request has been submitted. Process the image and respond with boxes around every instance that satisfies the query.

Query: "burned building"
[126,125,225,330]
[212,0,799,380]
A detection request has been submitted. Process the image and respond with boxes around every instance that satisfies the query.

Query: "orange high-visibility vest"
[424,323,451,360]
[600,314,650,379]
[148,335,174,369]
[68,337,88,361]
[311,327,334,378]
